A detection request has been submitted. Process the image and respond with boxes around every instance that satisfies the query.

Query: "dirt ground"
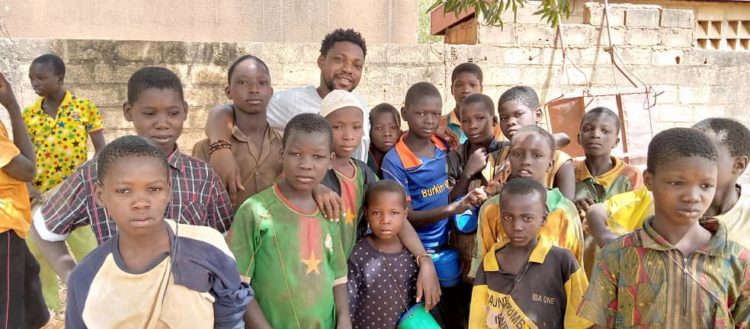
[42,313,64,329]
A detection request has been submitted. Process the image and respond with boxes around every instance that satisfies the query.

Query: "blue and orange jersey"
[382,134,450,249]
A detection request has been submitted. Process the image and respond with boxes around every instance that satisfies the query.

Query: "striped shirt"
[33,150,233,244]
[469,239,591,329]
[578,218,750,328]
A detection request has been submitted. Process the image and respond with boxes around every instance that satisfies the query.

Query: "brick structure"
[0,3,748,183]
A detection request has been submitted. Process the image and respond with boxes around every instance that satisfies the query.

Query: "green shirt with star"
[229,184,348,329]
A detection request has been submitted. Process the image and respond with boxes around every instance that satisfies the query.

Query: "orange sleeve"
[0,124,19,168]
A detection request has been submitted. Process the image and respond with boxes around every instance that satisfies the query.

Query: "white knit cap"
[319,90,364,118]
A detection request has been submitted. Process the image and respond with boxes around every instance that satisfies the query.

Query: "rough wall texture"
[0,3,748,184]
[0,0,418,44]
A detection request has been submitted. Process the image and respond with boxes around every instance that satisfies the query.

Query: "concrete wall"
[0,3,748,183]
[0,0,418,43]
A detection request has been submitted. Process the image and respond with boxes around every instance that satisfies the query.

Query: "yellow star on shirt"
[301,250,321,275]
[345,208,356,225]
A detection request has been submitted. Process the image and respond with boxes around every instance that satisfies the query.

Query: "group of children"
[1,28,750,329]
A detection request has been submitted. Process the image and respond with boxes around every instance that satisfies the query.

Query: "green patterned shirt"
[578,218,750,328]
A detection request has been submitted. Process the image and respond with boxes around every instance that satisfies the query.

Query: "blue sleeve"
[172,235,253,329]
[65,276,87,329]
[211,279,253,329]
[381,153,409,193]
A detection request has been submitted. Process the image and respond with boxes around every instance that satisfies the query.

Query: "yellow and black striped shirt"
[469,239,592,329]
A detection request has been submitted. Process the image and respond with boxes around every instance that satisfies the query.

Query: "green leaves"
[533,0,572,27]
[429,0,571,28]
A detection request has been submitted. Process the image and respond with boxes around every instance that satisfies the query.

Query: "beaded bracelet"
[208,139,232,155]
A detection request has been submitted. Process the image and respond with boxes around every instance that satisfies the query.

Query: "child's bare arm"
[449,148,488,201]
[333,284,352,329]
[408,189,486,228]
[554,159,576,200]
[0,72,36,181]
[206,103,243,206]
[397,221,441,311]
[90,130,107,154]
[206,103,236,141]
[408,201,465,228]
[243,299,271,329]
[586,204,618,248]
[30,225,76,283]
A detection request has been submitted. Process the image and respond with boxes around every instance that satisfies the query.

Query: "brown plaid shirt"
[34,150,233,244]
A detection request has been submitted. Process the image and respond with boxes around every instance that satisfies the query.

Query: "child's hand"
[467,187,488,207]
[312,184,344,221]
[485,161,510,195]
[415,258,441,311]
[741,277,750,298]
[210,149,245,207]
[0,72,19,109]
[464,147,488,178]
[574,198,596,213]
[455,187,488,213]
[575,198,596,233]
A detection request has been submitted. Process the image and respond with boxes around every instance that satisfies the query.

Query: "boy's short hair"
[227,55,270,84]
[364,180,408,209]
[127,67,185,105]
[283,113,334,151]
[404,82,441,109]
[692,118,750,158]
[320,28,367,57]
[31,54,66,77]
[582,107,621,134]
[498,86,539,110]
[369,103,401,126]
[500,177,548,208]
[513,125,555,154]
[451,63,483,83]
[461,93,495,116]
[646,127,718,173]
[97,135,169,183]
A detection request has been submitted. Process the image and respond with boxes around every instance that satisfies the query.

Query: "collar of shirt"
[574,156,624,183]
[483,238,555,272]
[447,109,460,127]
[231,125,254,143]
[167,148,186,173]
[230,124,280,146]
[31,90,74,115]
[458,138,505,160]
[230,124,281,167]
[638,217,732,258]
[394,133,447,169]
